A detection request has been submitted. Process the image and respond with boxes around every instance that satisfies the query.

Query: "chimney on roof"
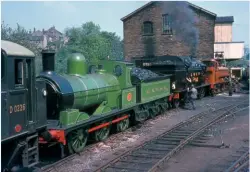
[42,29,45,34]
[33,27,36,33]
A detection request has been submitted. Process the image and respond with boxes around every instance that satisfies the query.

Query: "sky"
[1,1,249,46]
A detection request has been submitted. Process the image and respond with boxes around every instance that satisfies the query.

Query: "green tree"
[64,22,123,62]
[55,47,70,73]
[1,21,124,75]
[1,21,43,75]
[101,31,123,60]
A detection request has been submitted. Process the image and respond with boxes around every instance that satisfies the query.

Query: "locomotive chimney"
[41,49,56,72]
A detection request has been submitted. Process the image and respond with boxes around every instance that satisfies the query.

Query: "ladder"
[22,134,39,168]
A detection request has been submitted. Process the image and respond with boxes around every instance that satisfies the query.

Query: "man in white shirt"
[188,84,197,110]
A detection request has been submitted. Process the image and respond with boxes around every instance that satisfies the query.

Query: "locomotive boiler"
[38,52,121,121]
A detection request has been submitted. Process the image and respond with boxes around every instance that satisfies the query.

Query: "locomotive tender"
[133,55,230,100]
[1,40,178,171]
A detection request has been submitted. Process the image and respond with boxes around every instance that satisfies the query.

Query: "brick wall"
[123,2,216,61]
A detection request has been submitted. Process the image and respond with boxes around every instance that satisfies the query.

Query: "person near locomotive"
[185,77,197,110]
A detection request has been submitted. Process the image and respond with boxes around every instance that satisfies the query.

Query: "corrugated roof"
[121,1,217,21]
[215,16,234,23]
[1,40,35,57]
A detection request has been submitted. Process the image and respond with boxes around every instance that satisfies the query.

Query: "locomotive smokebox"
[41,49,56,72]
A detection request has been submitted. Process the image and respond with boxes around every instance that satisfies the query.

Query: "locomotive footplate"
[39,107,135,145]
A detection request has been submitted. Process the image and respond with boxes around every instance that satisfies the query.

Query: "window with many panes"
[143,21,153,35]
[162,14,172,34]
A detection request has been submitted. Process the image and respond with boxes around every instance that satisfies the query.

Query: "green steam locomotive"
[38,51,174,155]
[1,40,177,171]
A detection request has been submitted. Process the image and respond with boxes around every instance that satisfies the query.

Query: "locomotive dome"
[67,53,88,75]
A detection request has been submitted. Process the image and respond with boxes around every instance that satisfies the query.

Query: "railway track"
[38,99,248,172]
[39,126,135,172]
[206,146,249,172]
[224,149,249,172]
[93,101,249,172]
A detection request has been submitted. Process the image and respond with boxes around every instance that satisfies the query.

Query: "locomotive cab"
[202,59,230,92]
[1,40,47,171]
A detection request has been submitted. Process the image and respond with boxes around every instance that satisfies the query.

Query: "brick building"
[121,1,217,61]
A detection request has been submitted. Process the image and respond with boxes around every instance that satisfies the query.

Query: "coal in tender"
[131,67,159,81]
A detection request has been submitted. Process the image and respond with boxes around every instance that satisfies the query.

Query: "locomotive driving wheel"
[160,98,169,112]
[210,89,215,96]
[94,122,111,142]
[162,102,169,111]
[67,129,88,154]
[116,115,130,132]
[158,105,164,114]
[149,108,156,119]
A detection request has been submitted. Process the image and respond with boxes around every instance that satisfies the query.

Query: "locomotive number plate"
[9,104,26,114]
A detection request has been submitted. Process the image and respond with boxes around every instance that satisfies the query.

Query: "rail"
[93,101,248,172]
[224,150,249,172]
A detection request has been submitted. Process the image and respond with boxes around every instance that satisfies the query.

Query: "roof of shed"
[1,40,35,57]
[121,1,217,21]
[215,16,234,23]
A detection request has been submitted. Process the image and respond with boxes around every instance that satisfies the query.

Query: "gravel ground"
[157,105,249,172]
[51,93,248,172]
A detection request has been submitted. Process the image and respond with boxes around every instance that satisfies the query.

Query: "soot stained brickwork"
[122,1,216,61]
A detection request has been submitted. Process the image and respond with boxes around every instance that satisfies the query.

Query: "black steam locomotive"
[132,55,209,100]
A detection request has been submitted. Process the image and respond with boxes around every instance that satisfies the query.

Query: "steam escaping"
[162,1,199,57]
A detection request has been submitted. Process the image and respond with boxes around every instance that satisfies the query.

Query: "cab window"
[15,59,24,86]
